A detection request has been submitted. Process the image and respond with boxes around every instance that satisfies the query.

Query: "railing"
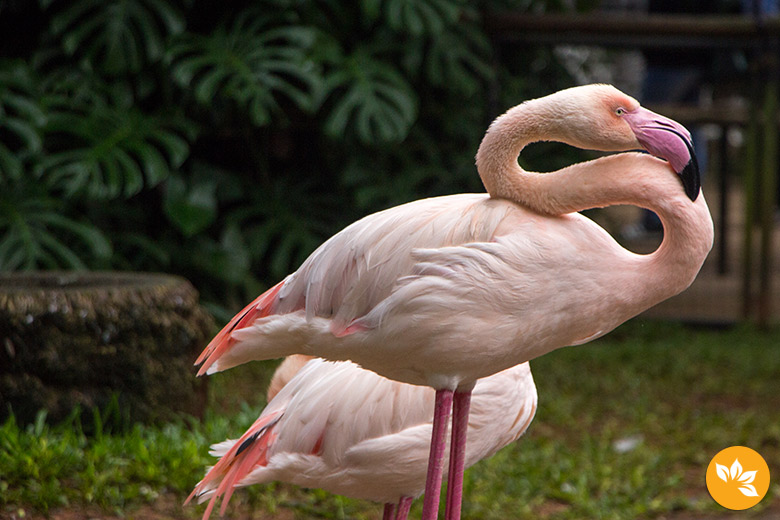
[485,13,780,325]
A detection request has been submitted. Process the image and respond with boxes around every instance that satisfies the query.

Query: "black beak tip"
[680,155,701,202]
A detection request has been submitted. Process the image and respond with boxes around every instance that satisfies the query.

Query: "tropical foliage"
[0,0,581,316]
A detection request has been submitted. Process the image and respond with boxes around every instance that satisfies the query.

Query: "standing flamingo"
[194,84,714,519]
[187,356,537,520]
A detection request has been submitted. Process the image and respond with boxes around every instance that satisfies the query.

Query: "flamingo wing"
[332,213,633,386]
[196,194,515,374]
[198,193,632,385]
[190,358,436,515]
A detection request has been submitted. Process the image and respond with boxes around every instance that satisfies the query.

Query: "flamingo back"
[197,193,517,374]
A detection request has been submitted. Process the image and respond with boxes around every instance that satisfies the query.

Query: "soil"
[0,494,301,520]
[3,495,778,520]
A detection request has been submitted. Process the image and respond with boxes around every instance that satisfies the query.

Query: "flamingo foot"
[444,390,472,520]
[421,389,454,520]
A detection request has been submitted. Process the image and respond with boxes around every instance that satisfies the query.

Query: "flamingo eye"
[615,107,626,116]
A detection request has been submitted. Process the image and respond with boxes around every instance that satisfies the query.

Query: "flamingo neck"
[476,99,561,214]
[641,181,713,304]
[476,98,637,213]
[476,100,714,308]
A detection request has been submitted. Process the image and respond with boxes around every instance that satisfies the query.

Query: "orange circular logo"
[706,446,770,510]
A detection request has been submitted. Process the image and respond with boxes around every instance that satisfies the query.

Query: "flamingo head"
[553,84,701,201]
[621,105,700,201]
[601,87,699,201]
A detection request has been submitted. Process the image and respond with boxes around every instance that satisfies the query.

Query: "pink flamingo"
[187,355,537,520]
[194,84,714,519]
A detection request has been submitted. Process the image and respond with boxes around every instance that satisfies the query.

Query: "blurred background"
[0,0,777,321]
[1,0,779,519]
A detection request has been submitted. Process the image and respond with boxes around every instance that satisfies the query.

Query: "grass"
[465,321,780,519]
[0,403,257,516]
[1,320,779,519]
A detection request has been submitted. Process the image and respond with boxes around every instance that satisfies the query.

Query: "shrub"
[0,0,578,316]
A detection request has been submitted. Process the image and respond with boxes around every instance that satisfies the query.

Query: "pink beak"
[623,107,700,201]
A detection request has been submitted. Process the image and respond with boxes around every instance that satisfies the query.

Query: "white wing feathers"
[201,358,536,504]
[275,194,513,333]
[267,359,434,464]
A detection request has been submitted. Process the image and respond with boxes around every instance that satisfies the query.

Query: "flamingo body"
[194,84,714,520]
[200,172,709,391]
[190,357,536,517]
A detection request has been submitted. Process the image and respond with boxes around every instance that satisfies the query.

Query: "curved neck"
[476,99,637,214]
[476,100,559,213]
[476,101,714,304]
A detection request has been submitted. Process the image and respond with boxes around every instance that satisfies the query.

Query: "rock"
[0,272,213,427]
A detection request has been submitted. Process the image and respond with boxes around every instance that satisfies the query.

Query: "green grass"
[0,403,256,516]
[2,320,779,519]
[464,321,780,519]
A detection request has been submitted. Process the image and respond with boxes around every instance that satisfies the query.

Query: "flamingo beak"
[624,107,700,201]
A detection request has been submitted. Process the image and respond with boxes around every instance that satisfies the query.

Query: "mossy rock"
[0,272,213,426]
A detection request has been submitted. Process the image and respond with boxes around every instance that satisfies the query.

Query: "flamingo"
[193,84,714,519]
[266,353,313,402]
[187,355,537,520]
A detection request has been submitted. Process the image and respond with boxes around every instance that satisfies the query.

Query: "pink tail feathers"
[185,411,283,520]
[195,282,285,376]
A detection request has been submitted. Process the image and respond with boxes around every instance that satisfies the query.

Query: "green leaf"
[0,147,22,180]
[168,12,323,126]
[117,232,170,267]
[151,129,191,168]
[424,21,493,95]
[190,225,251,285]
[35,229,87,269]
[37,104,193,199]
[3,92,47,127]
[324,50,417,143]
[192,67,230,104]
[3,118,44,154]
[163,174,217,237]
[0,61,46,180]
[384,0,461,36]
[130,142,168,187]
[0,181,112,270]
[112,147,145,197]
[227,175,340,281]
[37,213,112,260]
[47,0,185,75]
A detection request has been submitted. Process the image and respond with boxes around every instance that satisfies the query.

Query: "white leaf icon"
[739,484,759,497]
[738,470,757,484]
[716,463,730,483]
[730,458,742,480]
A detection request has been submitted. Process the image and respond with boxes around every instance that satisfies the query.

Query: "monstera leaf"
[0,62,46,180]
[381,0,461,35]
[46,0,185,75]
[324,48,417,144]
[168,12,322,126]
[36,103,193,199]
[228,176,338,281]
[163,171,218,237]
[0,182,112,270]
[189,224,252,286]
[422,21,493,95]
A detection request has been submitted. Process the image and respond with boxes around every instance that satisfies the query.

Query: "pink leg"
[421,389,454,520]
[444,390,472,520]
[394,496,413,520]
[382,502,396,520]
